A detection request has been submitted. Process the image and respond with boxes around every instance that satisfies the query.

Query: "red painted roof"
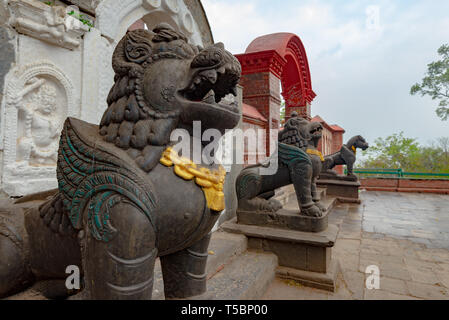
[246,33,296,57]
[311,115,345,133]
[243,33,316,105]
[330,125,345,132]
[242,103,267,122]
[311,115,325,123]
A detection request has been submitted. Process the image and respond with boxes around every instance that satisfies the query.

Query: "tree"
[361,132,420,170]
[436,137,449,158]
[360,132,449,173]
[411,44,449,120]
[279,101,286,125]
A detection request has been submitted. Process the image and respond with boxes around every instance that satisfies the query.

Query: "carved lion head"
[279,112,322,148]
[99,24,241,171]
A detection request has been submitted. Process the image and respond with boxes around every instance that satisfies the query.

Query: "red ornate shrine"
[236,32,316,122]
[237,32,345,173]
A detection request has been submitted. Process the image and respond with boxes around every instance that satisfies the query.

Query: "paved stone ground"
[263,191,449,300]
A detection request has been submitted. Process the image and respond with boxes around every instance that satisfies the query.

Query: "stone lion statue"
[0,24,241,300]
[321,135,369,180]
[235,112,325,217]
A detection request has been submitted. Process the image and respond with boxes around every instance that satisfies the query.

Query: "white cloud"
[202,0,271,53]
[201,0,449,144]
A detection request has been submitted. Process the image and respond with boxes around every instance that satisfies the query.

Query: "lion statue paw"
[301,205,323,217]
[314,201,327,212]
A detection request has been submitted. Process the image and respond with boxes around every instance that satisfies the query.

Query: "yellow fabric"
[306,148,324,162]
[351,145,357,155]
[160,147,226,211]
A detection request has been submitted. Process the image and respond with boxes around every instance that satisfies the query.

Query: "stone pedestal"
[221,202,341,292]
[317,179,361,203]
[237,208,328,232]
[236,190,336,233]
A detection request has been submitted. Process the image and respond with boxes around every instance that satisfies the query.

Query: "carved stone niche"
[1,61,77,196]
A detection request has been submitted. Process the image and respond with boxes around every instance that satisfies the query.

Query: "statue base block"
[276,260,341,292]
[236,196,336,233]
[317,179,361,201]
[221,219,340,292]
[319,172,358,182]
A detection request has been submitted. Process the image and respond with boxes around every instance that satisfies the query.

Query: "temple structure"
[236,33,345,171]
[0,0,217,197]
[311,116,345,174]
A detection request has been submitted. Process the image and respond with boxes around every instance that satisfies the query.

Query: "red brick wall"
[332,132,344,174]
[242,120,267,165]
[240,72,281,158]
[361,178,449,194]
[240,72,281,126]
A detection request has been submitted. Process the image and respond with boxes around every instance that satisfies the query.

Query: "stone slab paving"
[262,191,449,300]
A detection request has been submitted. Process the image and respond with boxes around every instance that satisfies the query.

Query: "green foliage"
[67,11,94,30]
[360,132,449,173]
[41,1,93,31]
[411,44,449,121]
[280,101,285,125]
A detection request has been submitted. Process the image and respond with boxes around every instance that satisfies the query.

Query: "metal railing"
[345,168,449,179]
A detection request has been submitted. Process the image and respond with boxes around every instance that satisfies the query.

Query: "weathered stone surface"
[184,0,214,46]
[341,270,365,300]
[220,212,340,291]
[206,251,277,300]
[317,179,361,199]
[205,232,248,277]
[8,0,89,50]
[378,276,409,296]
[406,281,448,300]
[67,0,101,15]
[237,208,329,233]
[239,191,449,300]
[221,218,338,247]
[0,205,31,296]
[247,238,332,273]
[364,289,421,300]
[276,260,341,292]
[237,190,336,233]
[0,26,15,107]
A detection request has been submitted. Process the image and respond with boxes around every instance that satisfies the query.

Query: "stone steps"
[152,231,248,299]
[152,231,278,300]
[206,250,278,300]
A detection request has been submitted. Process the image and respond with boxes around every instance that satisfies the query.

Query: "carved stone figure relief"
[15,77,65,166]
[1,61,76,196]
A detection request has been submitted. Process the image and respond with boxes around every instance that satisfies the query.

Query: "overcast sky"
[202,0,449,146]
